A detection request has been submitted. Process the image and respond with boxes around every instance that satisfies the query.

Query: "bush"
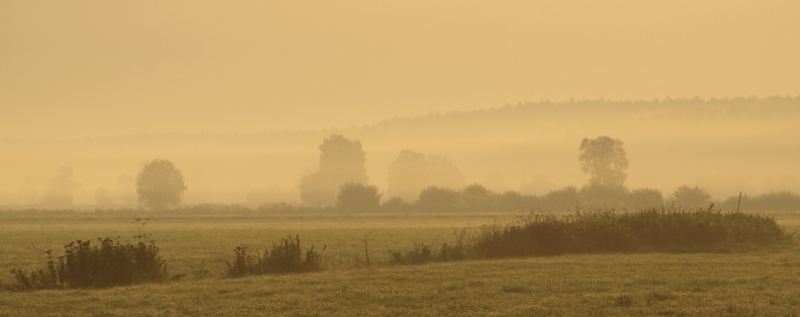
[6,238,167,291]
[387,243,433,265]
[380,196,413,213]
[720,191,800,211]
[668,185,711,209]
[579,184,628,209]
[625,188,664,209]
[416,186,461,212]
[226,235,325,278]
[539,186,580,211]
[335,183,382,212]
[460,184,497,212]
[468,206,791,259]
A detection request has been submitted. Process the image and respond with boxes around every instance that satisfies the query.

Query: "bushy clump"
[226,235,325,278]
[388,227,467,265]
[388,243,433,265]
[720,191,800,211]
[469,207,792,259]
[6,238,167,291]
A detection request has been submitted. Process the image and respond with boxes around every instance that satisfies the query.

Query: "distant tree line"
[19,131,800,213]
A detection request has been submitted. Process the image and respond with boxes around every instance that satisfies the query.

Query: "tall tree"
[136,159,187,209]
[387,150,464,202]
[42,166,81,207]
[669,185,712,209]
[299,134,369,206]
[334,182,382,212]
[578,136,629,188]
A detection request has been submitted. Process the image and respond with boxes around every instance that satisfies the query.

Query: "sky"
[1,1,799,138]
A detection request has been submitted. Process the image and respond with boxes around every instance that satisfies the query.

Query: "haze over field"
[1,1,798,207]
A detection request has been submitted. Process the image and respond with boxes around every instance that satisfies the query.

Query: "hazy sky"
[2,1,799,138]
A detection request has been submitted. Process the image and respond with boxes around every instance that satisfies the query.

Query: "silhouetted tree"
[387,150,464,202]
[460,183,496,212]
[300,134,369,206]
[668,185,711,209]
[578,136,628,188]
[720,191,800,211]
[136,159,187,209]
[42,166,81,207]
[94,187,113,207]
[416,186,460,212]
[381,196,413,213]
[539,186,580,211]
[335,182,382,212]
[496,191,539,212]
[580,183,627,209]
[624,188,664,209]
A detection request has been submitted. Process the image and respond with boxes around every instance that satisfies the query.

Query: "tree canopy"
[578,136,629,188]
[136,159,187,209]
[299,134,369,206]
[387,150,464,202]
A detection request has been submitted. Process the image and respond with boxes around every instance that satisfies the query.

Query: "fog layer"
[1,98,797,207]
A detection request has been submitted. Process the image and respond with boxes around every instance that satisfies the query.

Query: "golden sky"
[1,1,799,138]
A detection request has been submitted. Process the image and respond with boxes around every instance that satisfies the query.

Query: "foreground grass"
[2,248,800,316]
[2,212,799,316]
[0,214,503,285]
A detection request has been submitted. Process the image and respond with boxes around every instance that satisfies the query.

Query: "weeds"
[386,206,791,266]
[225,235,325,278]
[362,232,372,267]
[388,243,433,265]
[614,294,634,307]
[468,206,792,259]
[6,238,167,291]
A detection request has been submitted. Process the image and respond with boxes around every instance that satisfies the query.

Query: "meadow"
[1,211,800,316]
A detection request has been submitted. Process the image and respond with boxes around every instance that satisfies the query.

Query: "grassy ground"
[1,212,799,316]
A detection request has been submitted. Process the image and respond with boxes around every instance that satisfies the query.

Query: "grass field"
[2,211,800,316]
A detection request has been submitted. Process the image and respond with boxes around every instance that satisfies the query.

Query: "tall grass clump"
[469,206,792,259]
[5,237,167,291]
[226,235,325,278]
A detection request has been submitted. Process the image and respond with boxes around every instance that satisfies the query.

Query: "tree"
[299,134,369,206]
[580,183,628,208]
[335,182,382,212]
[668,185,711,209]
[539,186,580,211]
[416,186,461,212]
[460,183,496,212]
[386,150,465,202]
[136,159,187,209]
[624,188,664,209]
[95,187,113,207]
[42,166,81,207]
[578,136,629,188]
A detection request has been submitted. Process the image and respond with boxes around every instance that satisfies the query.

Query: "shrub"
[226,235,325,278]
[380,196,413,213]
[580,184,628,209]
[539,186,580,211]
[467,207,791,259]
[668,185,712,209]
[6,238,167,291]
[625,188,664,209]
[388,228,467,264]
[460,184,497,212]
[387,243,433,265]
[720,191,800,211]
[335,182,382,212]
[416,186,461,212]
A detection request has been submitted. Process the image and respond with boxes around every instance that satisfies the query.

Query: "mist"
[1,98,798,208]
[1,1,798,209]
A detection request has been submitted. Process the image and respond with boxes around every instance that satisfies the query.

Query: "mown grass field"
[2,211,800,316]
